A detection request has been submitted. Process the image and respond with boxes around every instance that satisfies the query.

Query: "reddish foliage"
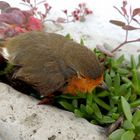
[0,1,10,10]
[20,0,51,22]
[132,8,140,17]
[27,16,42,31]
[111,0,140,31]
[110,0,140,53]
[14,26,27,33]
[0,1,92,38]
[122,25,140,30]
[0,0,50,39]
[110,20,126,27]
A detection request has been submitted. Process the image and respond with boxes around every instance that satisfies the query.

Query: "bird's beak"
[97,81,108,90]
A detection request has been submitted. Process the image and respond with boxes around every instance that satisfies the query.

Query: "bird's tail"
[0,39,9,61]
[0,39,6,47]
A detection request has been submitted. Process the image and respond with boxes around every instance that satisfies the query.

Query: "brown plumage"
[2,31,104,96]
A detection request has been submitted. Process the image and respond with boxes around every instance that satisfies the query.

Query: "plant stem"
[34,0,36,7]
[125,30,128,42]
[66,14,69,23]
[111,38,140,53]
[106,115,123,135]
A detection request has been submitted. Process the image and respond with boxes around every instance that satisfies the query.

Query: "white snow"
[3,0,139,61]
[4,0,140,42]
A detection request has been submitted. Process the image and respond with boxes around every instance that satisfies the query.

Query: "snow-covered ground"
[3,0,140,60]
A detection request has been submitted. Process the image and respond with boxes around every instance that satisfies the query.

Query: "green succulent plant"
[55,47,140,140]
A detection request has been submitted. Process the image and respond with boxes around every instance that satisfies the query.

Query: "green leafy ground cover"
[54,49,140,140]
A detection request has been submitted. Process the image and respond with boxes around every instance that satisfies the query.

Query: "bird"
[1,31,106,101]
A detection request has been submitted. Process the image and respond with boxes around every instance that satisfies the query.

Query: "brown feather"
[3,31,103,96]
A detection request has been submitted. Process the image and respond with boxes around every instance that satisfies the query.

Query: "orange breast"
[63,75,103,95]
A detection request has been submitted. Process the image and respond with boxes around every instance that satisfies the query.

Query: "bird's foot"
[38,95,54,105]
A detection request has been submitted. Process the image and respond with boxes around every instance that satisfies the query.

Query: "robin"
[1,31,106,102]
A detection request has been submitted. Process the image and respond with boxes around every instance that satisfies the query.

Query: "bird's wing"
[12,63,65,97]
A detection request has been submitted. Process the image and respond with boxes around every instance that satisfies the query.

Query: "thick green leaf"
[116,55,125,66]
[105,73,112,87]
[80,104,87,114]
[124,88,131,101]
[122,77,132,84]
[77,92,87,98]
[119,84,128,95]
[114,74,120,95]
[132,110,140,126]
[65,33,71,39]
[86,93,93,106]
[74,109,84,118]
[134,125,140,135]
[58,94,81,99]
[137,54,140,69]
[111,60,117,69]
[92,103,102,119]
[132,69,140,91]
[130,99,140,107]
[136,69,140,82]
[110,69,116,77]
[99,115,115,124]
[72,99,78,108]
[109,129,125,140]
[131,55,137,69]
[97,91,110,98]
[86,105,94,115]
[80,38,85,45]
[121,131,135,140]
[90,119,98,125]
[122,120,135,130]
[111,96,120,104]
[111,113,120,120]
[121,96,132,121]
[59,101,75,112]
[108,107,118,114]
[129,93,137,102]
[117,68,130,75]
[93,95,111,110]
[79,104,91,119]
[110,87,115,92]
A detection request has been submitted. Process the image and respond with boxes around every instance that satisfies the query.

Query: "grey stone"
[0,82,107,140]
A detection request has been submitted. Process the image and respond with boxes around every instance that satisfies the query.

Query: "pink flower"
[63,9,68,14]
[26,16,42,31]
[84,8,93,15]
[78,3,86,8]
[44,3,51,11]
[123,0,127,7]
